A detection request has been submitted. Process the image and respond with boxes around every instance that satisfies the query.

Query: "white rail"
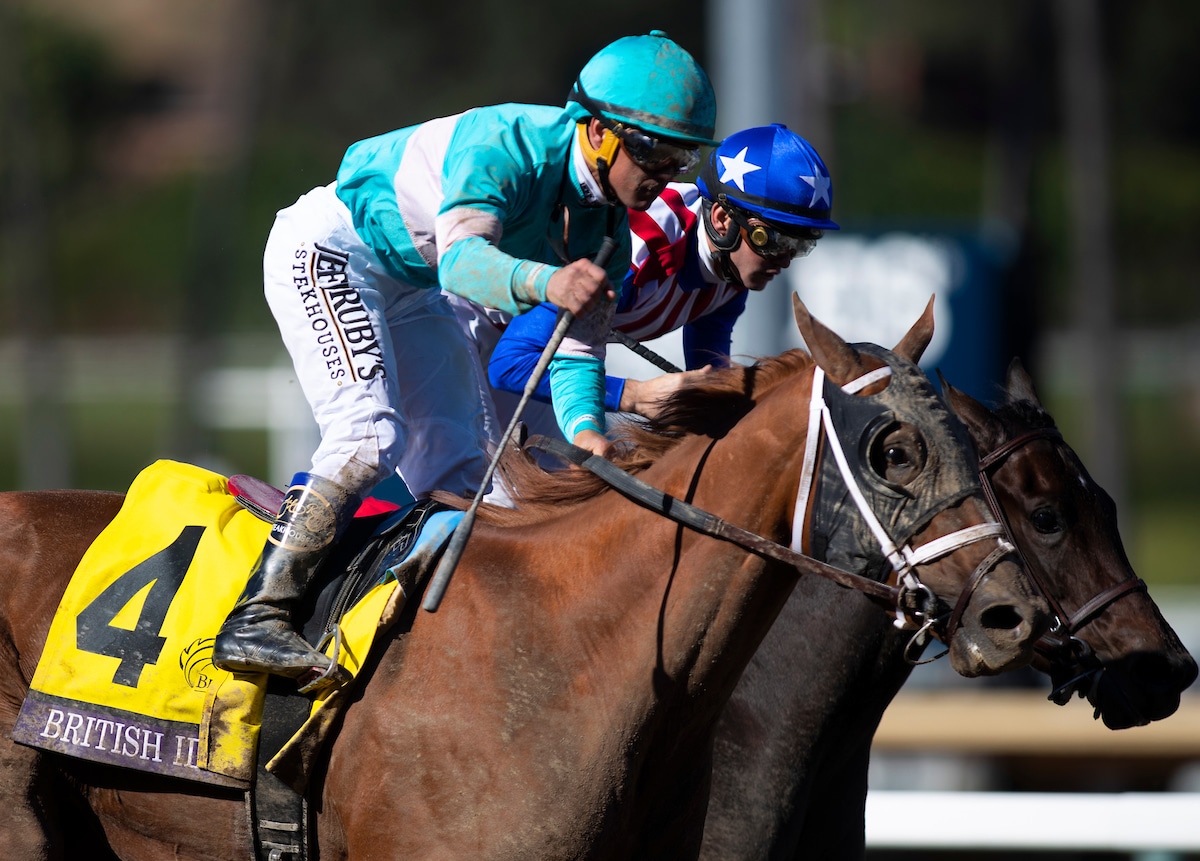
[866,790,1200,851]
[867,691,1200,853]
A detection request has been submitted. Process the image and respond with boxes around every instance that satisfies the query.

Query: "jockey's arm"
[489,303,627,410]
[681,289,747,370]
[436,217,616,455]
[617,366,715,418]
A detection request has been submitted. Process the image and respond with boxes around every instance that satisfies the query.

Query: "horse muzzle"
[946,554,1052,677]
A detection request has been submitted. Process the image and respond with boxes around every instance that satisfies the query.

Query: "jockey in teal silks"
[212,31,718,691]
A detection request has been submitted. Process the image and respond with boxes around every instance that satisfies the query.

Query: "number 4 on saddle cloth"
[11,459,461,789]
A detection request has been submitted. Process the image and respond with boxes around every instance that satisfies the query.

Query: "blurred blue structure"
[780,229,1015,401]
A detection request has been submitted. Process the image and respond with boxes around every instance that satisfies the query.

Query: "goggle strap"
[720,185,833,222]
[577,121,621,171]
[568,79,714,142]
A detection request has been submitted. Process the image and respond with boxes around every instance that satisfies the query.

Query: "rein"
[527,364,1013,659]
[527,433,902,607]
[976,426,1148,701]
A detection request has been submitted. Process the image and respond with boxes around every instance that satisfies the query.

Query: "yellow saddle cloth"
[11,460,407,788]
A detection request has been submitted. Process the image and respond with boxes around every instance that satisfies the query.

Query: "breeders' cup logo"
[179,638,216,691]
[292,243,386,384]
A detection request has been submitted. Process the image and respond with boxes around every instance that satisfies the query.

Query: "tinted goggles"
[605,121,701,176]
[727,206,822,259]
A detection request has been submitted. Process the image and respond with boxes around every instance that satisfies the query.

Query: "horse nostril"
[980,604,1025,631]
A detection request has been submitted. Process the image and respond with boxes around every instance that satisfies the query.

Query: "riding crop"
[607,327,681,373]
[423,236,618,611]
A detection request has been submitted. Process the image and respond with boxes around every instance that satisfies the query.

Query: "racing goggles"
[727,206,822,259]
[605,121,701,176]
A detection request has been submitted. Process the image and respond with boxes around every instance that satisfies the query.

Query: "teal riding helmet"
[567,30,718,146]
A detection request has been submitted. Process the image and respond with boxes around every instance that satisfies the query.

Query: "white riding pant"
[263,183,495,501]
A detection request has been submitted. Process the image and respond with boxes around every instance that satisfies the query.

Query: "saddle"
[227,473,449,665]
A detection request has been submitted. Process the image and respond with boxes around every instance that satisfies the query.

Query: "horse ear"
[939,370,1003,453]
[1005,357,1043,407]
[792,293,867,384]
[892,295,935,363]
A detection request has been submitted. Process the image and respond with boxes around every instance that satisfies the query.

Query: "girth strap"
[253,680,310,861]
[526,435,901,607]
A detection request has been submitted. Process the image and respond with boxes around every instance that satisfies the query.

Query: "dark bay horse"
[0,300,1050,860]
[699,359,1198,860]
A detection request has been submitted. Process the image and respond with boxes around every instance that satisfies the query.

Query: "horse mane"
[443,349,815,527]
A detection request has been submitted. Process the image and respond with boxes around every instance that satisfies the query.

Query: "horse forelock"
[473,350,816,526]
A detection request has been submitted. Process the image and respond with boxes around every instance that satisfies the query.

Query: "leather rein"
[527,433,904,607]
[525,366,1015,660]
[975,427,1147,702]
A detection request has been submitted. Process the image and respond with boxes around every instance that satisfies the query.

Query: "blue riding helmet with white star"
[696,124,839,230]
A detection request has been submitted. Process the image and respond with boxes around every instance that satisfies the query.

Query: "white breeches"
[263,184,495,500]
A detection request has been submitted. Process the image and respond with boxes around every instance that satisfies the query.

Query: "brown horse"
[698,359,1198,860]
[0,300,1050,860]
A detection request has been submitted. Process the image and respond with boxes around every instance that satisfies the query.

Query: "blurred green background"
[1,0,1197,587]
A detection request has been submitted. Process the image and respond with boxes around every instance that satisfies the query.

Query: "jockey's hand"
[546,259,615,317]
[619,365,715,419]
[571,428,610,459]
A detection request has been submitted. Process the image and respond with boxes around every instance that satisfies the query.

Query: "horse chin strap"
[792,366,1013,661]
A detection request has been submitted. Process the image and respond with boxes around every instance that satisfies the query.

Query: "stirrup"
[297,625,349,695]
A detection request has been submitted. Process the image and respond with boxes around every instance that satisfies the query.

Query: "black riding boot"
[213,472,359,690]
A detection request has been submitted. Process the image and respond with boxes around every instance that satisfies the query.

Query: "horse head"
[793,295,1051,677]
[943,358,1198,727]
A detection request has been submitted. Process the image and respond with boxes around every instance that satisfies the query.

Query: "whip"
[607,327,681,374]
[423,236,618,611]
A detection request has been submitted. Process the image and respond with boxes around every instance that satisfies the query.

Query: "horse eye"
[869,425,926,486]
[1030,507,1062,534]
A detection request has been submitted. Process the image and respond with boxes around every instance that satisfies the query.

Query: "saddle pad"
[10,460,443,788]
[12,460,266,786]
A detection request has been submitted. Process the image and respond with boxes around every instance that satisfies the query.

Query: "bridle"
[975,427,1147,703]
[529,361,1016,662]
[794,363,1015,663]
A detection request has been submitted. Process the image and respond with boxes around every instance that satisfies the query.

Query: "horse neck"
[706,577,916,858]
[732,576,915,746]
[561,369,816,721]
